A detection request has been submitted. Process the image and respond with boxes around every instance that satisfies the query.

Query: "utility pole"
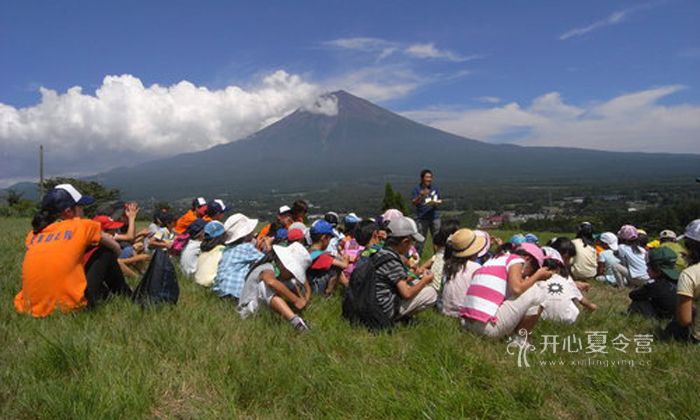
[39,145,44,197]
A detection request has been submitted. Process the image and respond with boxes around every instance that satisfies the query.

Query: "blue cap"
[311,220,334,236]
[41,184,95,212]
[275,228,289,240]
[186,219,207,237]
[524,233,539,244]
[207,199,227,214]
[204,221,225,239]
[344,213,361,224]
[509,234,526,245]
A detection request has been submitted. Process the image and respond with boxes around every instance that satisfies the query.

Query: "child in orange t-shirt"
[173,197,209,234]
[14,184,127,317]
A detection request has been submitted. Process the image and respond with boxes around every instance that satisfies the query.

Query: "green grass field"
[1,217,698,419]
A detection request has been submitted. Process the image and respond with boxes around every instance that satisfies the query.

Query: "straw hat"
[273,242,312,284]
[447,228,487,258]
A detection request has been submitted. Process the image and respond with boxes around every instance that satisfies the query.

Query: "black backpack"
[132,249,179,306]
[342,251,397,331]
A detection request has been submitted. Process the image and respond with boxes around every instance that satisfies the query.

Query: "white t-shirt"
[541,274,583,324]
[441,260,480,318]
[618,244,649,281]
[194,245,225,287]
[180,239,202,277]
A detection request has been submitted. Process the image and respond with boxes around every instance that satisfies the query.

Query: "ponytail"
[31,209,59,234]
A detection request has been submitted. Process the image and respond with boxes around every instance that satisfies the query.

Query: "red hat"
[93,215,125,230]
[288,228,305,242]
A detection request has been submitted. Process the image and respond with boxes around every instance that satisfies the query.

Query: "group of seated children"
[13,186,700,345]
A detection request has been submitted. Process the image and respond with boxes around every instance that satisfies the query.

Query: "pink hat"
[541,246,564,265]
[287,228,305,242]
[381,209,404,222]
[517,243,545,267]
[474,230,491,258]
[618,225,638,241]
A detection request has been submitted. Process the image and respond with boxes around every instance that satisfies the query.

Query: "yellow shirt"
[677,263,700,341]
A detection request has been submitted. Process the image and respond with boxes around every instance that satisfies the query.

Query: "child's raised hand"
[125,202,140,219]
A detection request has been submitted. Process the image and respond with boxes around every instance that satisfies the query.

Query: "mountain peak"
[93,91,700,200]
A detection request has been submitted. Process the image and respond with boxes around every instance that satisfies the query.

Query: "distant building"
[478,213,510,229]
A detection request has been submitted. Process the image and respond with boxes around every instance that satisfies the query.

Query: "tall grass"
[0,217,698,419]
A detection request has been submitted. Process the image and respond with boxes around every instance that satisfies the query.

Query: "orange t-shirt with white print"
[14,218,101,317]
[173,210,211,235]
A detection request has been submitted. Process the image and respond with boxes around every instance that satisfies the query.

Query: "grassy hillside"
[0,217,698,418]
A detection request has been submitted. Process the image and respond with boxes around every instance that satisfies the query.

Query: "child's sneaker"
[291,316,310,332]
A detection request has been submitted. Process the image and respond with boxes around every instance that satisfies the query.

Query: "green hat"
[648,247,680,281]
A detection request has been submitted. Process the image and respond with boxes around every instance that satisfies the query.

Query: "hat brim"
[661,267,680,281]
[103,221,124,230]
[225,218,258,244]
[77,195,95,206]
[454,235,488,258]
[607,242,619,252]
[476,233,491,258]
[273,245,307,284]
[411,232,425,243]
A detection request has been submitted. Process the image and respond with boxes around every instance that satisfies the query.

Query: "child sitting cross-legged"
[440,228,488,318]
[540,246,597,324]
[212,214,265,302]
[194,221,227,287]
[307,220,350,296]
[461,243,553,340]
[237,242,313,331]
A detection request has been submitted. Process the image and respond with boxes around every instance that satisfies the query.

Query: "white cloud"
[325,37,479,63]
[402,86,700,153]
[559,3,657,40]
[0,71,332,180]
[404,43,479,62]
[322,66,425,102]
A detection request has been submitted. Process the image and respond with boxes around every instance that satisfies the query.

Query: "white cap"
[387,216,425,242]
[659,230,677,241]
[600,232,619,251]
[683,219,700,242]
[55,183,95,206]
[278,205,292,214]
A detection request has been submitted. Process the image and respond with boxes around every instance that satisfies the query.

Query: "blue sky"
[1,0,699,183]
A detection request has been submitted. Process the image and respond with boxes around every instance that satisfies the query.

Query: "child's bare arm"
[332,256,349,269]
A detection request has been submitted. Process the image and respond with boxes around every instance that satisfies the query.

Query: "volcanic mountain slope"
[93,90,700,199]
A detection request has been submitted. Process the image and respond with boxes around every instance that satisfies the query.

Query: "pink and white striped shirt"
[460,253,525,323]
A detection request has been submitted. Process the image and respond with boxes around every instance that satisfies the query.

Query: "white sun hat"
[272,242,312,284]
[224,213,259,244]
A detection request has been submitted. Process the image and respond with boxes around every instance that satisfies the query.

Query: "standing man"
[411,169,442,254]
